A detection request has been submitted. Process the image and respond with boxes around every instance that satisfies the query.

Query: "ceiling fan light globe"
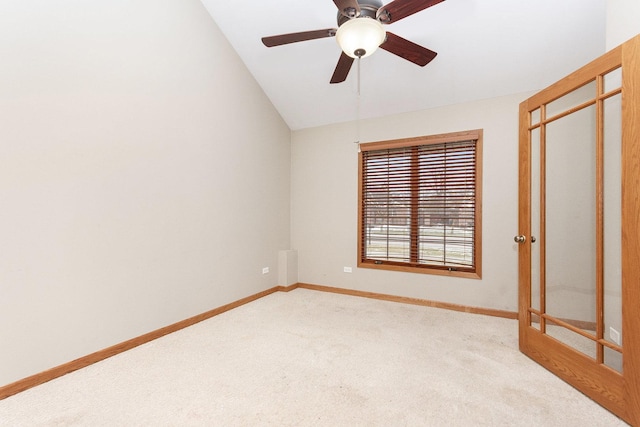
[335,17,386,59]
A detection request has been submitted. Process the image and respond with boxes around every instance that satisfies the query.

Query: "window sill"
[358,261,481,279]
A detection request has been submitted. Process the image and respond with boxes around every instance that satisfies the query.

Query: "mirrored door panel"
[602,91,622,372]
[530,126,541,318]
[545,104,597,358]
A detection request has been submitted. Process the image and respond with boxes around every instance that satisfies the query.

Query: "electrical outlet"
[343,267,352,273]
[262,267,269,274]
[609,327,621,345]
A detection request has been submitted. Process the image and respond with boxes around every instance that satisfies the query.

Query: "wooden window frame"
[358,129,483,279]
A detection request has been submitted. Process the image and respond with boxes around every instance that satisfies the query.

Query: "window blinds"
[360,139,477,271]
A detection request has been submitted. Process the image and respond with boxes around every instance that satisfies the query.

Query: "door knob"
[514,235,526,243]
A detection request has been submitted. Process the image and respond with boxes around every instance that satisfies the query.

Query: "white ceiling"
[200,0,606,130]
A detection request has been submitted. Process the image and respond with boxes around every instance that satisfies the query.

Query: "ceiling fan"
[261,0,445,84]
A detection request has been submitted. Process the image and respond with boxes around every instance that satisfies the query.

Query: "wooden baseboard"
[295,282,518,320]
[0,281,515,401]
[276,284,299,292]
[0,286,283,401]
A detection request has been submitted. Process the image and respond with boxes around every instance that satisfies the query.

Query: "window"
[358,130,482,278]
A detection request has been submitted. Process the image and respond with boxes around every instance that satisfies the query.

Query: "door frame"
[518,34,640,425]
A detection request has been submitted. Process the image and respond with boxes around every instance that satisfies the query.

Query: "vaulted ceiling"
[200,0,606,130]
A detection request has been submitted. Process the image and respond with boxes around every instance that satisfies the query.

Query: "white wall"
[0,0,290,386]
[291,93,532,312]
[607,0,640,49]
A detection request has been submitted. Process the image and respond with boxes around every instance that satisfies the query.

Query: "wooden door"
[517,35,640,425]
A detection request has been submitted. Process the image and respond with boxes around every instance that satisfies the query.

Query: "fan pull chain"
[357,55,361,97]
[355,56,361,144]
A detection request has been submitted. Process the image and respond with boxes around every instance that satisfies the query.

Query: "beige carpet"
[0,288,628,426]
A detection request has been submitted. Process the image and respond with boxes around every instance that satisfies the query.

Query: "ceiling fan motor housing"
[337,0,383,26]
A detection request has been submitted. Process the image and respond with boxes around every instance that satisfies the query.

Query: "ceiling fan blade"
[262,29,337,47]
[333,0,361,18]
[330,52,355,84]
[379,32,437,66]
[377,0,445,24]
